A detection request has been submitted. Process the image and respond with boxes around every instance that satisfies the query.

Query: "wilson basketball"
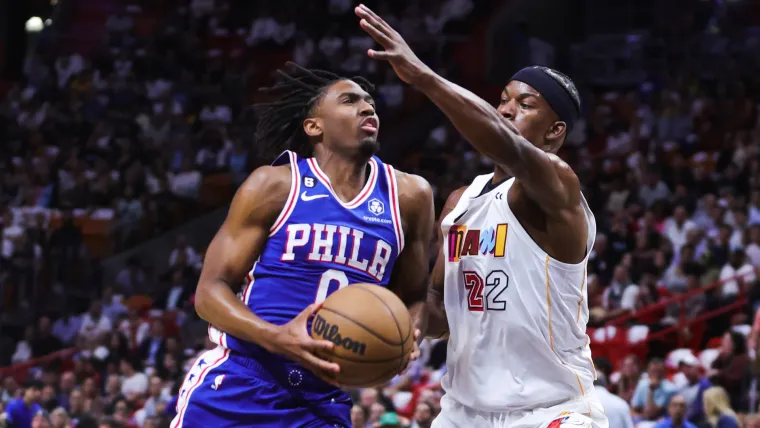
[311,283,414,387]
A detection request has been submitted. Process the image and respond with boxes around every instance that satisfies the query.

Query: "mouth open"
[360,117,378,134]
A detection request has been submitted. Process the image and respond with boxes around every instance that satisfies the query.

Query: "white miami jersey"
[440,174,598,412]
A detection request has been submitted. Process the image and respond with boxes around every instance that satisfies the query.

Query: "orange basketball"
[310,283,414,387]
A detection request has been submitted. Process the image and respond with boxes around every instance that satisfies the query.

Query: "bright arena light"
[25,16,44,33]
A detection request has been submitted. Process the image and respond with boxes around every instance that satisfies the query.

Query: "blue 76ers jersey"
[209,150,405,361]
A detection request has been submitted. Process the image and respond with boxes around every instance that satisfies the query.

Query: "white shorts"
[431,393,609,428]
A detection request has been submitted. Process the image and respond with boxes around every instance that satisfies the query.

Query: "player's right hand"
[267,303,342,379]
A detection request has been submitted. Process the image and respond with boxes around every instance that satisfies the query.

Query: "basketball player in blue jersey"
[170,63,435,428]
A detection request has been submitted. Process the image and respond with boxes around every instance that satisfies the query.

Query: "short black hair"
[253,62,374,160]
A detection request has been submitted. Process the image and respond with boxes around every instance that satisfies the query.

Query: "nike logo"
[301,191,329,202]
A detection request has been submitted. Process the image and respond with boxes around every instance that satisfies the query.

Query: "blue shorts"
[171,347,352,428]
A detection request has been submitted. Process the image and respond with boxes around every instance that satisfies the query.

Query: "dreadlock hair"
[254,62,375,160]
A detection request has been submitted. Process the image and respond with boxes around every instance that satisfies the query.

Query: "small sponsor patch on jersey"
[547,413,591,427]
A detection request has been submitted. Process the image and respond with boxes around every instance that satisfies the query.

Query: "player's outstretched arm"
[355,4,581,215]
[425,187,467,339]
[388,171,435,345]
[194,165,339,375]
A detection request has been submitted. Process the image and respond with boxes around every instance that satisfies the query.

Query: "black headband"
[510,66,580,134]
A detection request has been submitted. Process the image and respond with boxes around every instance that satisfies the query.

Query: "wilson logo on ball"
[313,314,367,356]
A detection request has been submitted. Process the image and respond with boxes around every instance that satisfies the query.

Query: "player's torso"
[211,150,404,359]
[440,174,598,411]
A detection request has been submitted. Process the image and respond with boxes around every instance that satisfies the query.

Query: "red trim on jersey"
[270,151,300,235]
[173,348,230,428]
[306,157,378,209]
[547,419,563,428]
[385,165,404,253]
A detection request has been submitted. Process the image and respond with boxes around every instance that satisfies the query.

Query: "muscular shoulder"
[545,152,582,207]
[442,186,468,217]
[393,169,434,230]
[395,170,433,203]
[228,164,292,226]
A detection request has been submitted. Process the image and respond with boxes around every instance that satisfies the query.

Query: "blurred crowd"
[4,0,760,427]
[0,0,475,427]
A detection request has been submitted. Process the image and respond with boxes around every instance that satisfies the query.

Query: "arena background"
[2,0,760,427]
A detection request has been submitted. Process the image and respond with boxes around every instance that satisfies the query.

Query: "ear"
[303,117,323,138]
[545,121,566,150]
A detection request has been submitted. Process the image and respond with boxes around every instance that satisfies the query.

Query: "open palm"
[354,4,432,85]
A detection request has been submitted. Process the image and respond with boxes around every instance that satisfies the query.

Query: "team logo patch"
[304,176,316,188]
[368,198,385,216]
[211,374,225,390]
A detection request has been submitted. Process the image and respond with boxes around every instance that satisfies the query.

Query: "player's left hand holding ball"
[355,4,433,86]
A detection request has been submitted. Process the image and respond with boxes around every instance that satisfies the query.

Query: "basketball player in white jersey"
[355,5,608,428]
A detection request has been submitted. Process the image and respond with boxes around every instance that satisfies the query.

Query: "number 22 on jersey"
[463,270,509,311]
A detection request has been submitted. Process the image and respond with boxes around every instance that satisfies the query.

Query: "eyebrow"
[340,91,375,103]
[501,91,541,101]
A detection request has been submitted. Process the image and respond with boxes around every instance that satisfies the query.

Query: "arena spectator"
[653,395,698,428]
[5,382,43,428]
[631,358,678,422]
[702,387,740,428]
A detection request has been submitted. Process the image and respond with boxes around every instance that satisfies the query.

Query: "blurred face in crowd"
[24,385,41,404]
[31,414,50,428]
[163,354,177,373]
[3,376,19,394]
[720,332,734,356]
[729,250,745,268]
[82,377,96,397]
[106,374,121,395]
[114,400,130,420]
[60,372,76,393]
[751,225,760,244]
[497,81,567,153]
[673,205,687,223]
[150,319,164,338]
[359,388,378,408]
[369,402,385,422]
[305,79,379,158]
[90,301,103,318]
[350,405,366,428]
[120,360,135,376]
[647,360,665,383]
[149,376,162,398]
[745,415,760,428]
[70,390,83,412]
[681,362,700,383]
[41,385,56,403]
[667,395,687,422]
[38,317,52,334]
[612,265,628,283]
[50,410,68,428]
[621,356,639,378]
[413,402,433,426]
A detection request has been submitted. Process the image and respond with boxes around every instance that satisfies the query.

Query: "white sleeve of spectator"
[621,285,639,311]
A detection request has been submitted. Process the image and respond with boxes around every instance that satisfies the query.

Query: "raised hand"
[354,4,433,85]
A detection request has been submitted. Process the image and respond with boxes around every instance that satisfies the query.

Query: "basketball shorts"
[431,392,609,428]
[171,346,352,428]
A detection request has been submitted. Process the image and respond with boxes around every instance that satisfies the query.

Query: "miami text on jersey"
[447,224,509,262]
[281,222,393,282]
